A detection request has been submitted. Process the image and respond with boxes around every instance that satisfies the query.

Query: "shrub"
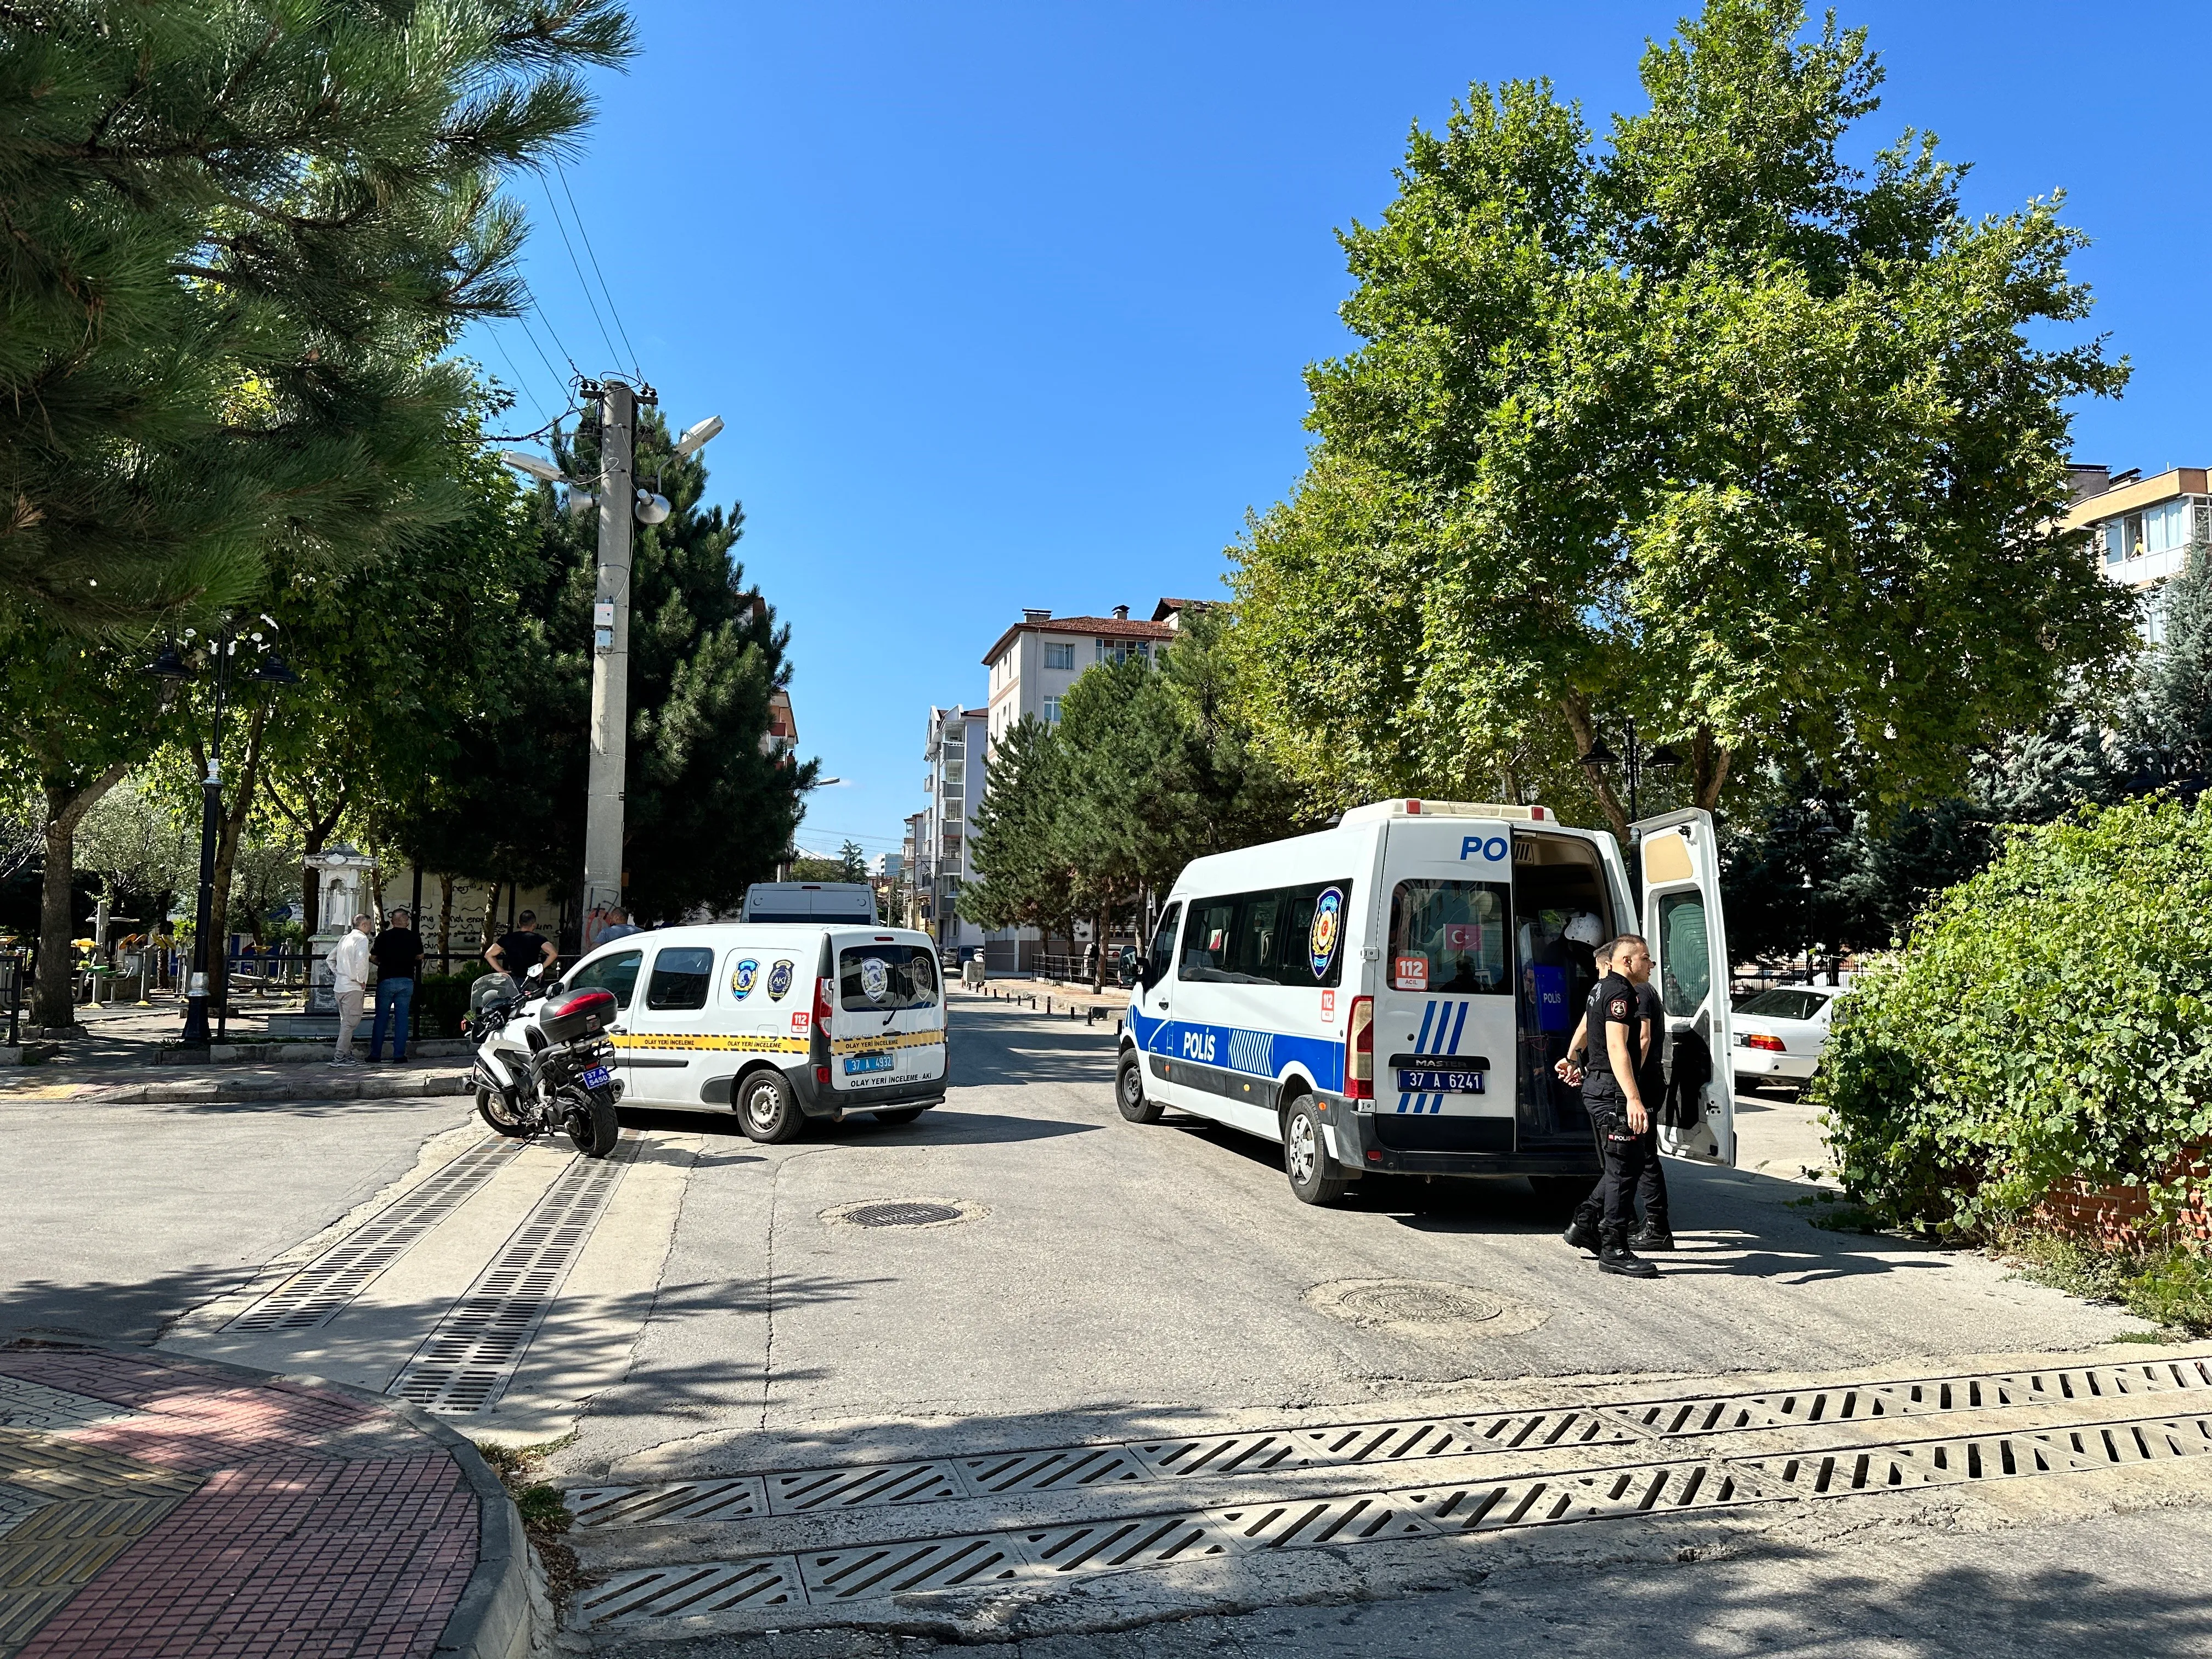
[1813,797,2212,1239]
[413,971,481,1041]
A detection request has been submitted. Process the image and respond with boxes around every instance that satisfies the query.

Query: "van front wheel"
[1284,1099,1348,1206]
[738,1071,804,1143]
[1116,1051,1161,1124]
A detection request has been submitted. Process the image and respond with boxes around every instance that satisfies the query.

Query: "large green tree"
[1230,0,2137,841]
[407,406,812,927]
[0,0,631,629]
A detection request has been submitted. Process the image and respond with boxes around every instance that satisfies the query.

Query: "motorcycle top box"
[539,986,617,1045]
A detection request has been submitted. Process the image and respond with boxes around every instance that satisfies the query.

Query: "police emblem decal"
[731,957,759,998]
[860,957,889,1001]
[1608,995,1632,1018]
[1308,887,1344,979]
[766,959,795,1001]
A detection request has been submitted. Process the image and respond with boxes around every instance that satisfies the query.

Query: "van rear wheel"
[738,1070,804,1143]
[1116,1051,1161,1124]
[1284,1098,1348,1206]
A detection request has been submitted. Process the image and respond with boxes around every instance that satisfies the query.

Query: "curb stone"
[74,1066,474,1105]
[27,1333,534,1659]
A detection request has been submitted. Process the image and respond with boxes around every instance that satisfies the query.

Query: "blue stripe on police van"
[1128,1005,1343,1093]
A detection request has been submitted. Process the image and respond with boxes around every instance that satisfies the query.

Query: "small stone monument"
[302,844,376,1018]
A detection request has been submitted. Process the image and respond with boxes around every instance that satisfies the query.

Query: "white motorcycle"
[464,967,624,1158]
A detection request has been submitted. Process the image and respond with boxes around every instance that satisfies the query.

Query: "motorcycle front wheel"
[567,1087,622,1158]
[477,1086,532,1138]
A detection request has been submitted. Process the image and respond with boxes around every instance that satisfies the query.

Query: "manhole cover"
[1336,1282,1504,1325]
[1306,1278,1549,1338]
[819,1198,986,1231]
[848,1202,962,1228]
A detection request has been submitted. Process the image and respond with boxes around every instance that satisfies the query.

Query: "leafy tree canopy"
[1229,0,2136,841]
[0,0,632,627]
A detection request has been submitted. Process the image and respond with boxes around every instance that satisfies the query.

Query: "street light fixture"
[1577,718,1680,825]
[143,620,302,1048]
[672,415,724,460]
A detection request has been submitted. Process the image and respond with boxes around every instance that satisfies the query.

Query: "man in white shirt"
[329,913,373,1066]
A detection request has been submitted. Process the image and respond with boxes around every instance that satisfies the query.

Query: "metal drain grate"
[1016,1513,1237,1576]
[386,1150,628,1413]
[567,1477,768,1530]
[1617,1359,2212,1441]
[769,1460,966,1513]
[847,1202,962,1228]
[799,1533,1030,1600]
[1131,1430,1317,1480]
[961,1444,1150,1494]
[576,1558,803,1624]
[227,1138,522,1332]
[1404,1459,1753,1532]
[1206,1491,1437,1549]
[1736,1415,2212,1496]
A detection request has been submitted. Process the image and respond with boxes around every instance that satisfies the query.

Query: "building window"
[1096,639,1150,665]
[1043,698,1062,725]
[1045,642,1075,670]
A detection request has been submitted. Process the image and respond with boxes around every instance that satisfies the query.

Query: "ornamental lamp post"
[145,620,301,1048]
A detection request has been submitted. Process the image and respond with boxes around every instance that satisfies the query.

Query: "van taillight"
[1345,996,1374,1100]
[815,977,834,1022]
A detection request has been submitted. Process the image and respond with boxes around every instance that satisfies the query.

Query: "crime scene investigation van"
[1118,799,1735,1205]
[557,921,946,1142]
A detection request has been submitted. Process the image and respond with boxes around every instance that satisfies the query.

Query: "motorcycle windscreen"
[1635,809,1735,1166]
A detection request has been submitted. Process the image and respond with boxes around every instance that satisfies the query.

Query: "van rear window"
[1389,880,1511,993]
[839,945,939,1012]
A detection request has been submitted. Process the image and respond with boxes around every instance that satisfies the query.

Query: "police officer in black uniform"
[1558,940,1671,1255]
[1566,936,1661,1278]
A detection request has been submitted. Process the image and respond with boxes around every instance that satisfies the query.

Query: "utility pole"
[583,379,640,924]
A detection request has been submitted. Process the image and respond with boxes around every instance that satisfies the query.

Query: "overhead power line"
[554,159,642,379]
[538,169,627,376]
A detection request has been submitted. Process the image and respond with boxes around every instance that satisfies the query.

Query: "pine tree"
[0,0,633,628]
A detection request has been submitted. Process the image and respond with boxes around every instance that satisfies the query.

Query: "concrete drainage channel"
[567,1355,2212,1635]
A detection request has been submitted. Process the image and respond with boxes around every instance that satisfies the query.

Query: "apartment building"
[981,602,1189,747]
[2066,465,2207,645]
[918,705,989,957]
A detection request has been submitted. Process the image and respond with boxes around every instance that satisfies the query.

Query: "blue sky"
[470,1,2210,860]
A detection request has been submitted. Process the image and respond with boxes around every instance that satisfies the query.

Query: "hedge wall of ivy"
[1815,797,2212,1239]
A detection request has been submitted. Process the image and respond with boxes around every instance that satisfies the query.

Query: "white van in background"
[740,883,879,924]
[1119,799,1735,1205]
[557,921,945,1142]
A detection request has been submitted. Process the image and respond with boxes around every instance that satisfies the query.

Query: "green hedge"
[1814,797,2212,1239]
[413,971,480,1041]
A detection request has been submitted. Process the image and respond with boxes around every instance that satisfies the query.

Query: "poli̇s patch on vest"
[767,959,795,1001]
[1308,887,1344,979]
[731,957,759,998]
[860,956,889,1001]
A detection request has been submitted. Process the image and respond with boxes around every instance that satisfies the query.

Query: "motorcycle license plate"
[580,1065,613,1090]
[844,1053,894,1075]
[1396,1068,1485,1093]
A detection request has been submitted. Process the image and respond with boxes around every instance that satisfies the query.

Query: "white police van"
[558,921,946,1142]
[1118,799,1735,1205]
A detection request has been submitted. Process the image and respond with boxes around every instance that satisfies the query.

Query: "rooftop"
[981,609,1178,666]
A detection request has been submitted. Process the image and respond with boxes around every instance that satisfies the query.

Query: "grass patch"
[1998,1232,2212,1339]
[474,1440,582,1612]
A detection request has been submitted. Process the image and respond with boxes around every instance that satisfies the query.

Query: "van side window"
[1147,903,1181,983]
[567,949,643,1009]
[1389,880,1511,993]
[1656,891,1712,1016]
[646,946,715,1011]
[1178,881,1353,988]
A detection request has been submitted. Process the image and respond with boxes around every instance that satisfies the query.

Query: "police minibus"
[1118,799,1736,1205]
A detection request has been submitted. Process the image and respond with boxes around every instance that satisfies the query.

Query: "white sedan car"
[1731,983,1850,1093]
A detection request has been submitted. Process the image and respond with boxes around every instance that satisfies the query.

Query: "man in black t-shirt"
[368,908,424,1063]
[486,910,558,986]
[1555,936,1662,1278]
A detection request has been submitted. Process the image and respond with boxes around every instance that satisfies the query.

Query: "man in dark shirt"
[1558,941,1673,1254]
[368,908,424,1064]
[486,910,558,986]
[1558,936,1662,1278]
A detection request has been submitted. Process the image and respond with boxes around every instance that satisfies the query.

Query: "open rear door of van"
[1633,808,1735,1166]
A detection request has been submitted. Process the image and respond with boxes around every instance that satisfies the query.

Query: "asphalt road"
[561,995,2134,1482]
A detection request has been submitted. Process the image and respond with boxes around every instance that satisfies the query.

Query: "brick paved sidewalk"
[0,1345,518,1659]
